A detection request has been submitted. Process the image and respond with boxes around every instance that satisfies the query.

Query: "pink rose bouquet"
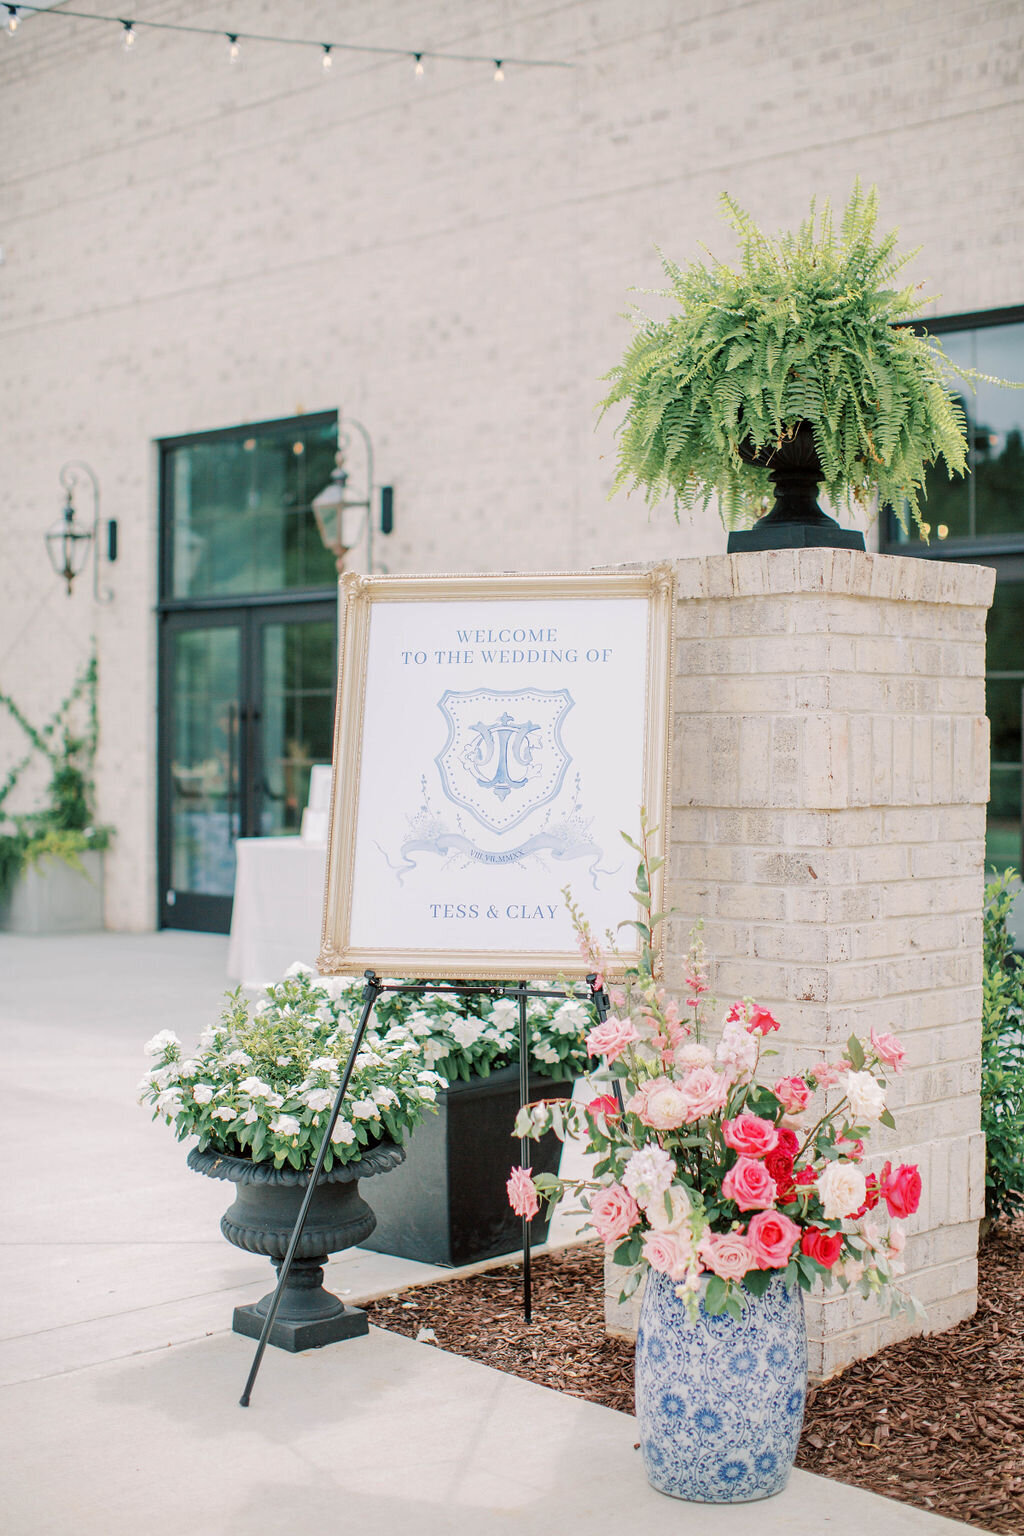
[508,822,923,1325]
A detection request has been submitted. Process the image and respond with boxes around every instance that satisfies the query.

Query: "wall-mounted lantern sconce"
[312,415,393,574]
[44,462,115,600]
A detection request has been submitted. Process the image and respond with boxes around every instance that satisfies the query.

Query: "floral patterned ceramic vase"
[634,1268,807,1502]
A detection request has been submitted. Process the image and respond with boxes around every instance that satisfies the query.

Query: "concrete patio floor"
[0,930,974,1535]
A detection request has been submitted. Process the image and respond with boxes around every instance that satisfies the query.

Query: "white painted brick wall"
[1,1,1022,929]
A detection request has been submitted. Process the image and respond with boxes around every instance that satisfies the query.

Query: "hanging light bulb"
[493,59,504,82]
[226,33,241,64]
[121,21,136,53]
[321,44,333,71]
[412,52,424,78]
[5,6,18,36]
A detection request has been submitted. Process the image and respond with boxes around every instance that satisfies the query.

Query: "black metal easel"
[239,968,610,1407]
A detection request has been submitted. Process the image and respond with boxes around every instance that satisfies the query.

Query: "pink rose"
[746,1209,801,1269]
[506,1166,539,1221]
[811,1059,844,1088]
[871,1028,906,1075]
[588,1182,641,1243]
[642,1227,694,1280]
[676,1065,731,1122]
[722,1156,778,1212]
[697,1230,756,1282]
[627,1077,690,1131]
[585,1016,641,1063]
[722,1112,779,1158]
[747,1005,781,1035]
[773,1075,811,1115]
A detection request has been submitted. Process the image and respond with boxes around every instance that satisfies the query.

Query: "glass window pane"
[973,322,1024,539]
[260,618,336,836]
[165,418,339,598]
[170,626,241,896]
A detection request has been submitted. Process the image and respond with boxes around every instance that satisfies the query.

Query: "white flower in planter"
[270,1114,301,1136]
[305,1088,335,1112]
[144,1029,180,1057]
[331,1120,356,1145]
[192,1084,214,1104]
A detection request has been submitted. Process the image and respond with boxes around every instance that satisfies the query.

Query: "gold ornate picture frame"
[319,567,675,980]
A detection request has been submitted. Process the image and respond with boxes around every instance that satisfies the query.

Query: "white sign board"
[320,569,674,979]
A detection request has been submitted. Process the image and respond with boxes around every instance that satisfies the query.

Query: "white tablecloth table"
[226,836,328,988]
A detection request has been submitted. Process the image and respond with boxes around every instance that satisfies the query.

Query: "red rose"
[882,1162,922,1218]
[765,1149,796,1202]
[776,1128,799,1159]
[586,1094,621,1120]
[794,1166,817,1187]
[800,1226,843,1268]
[854,1165,884,1218]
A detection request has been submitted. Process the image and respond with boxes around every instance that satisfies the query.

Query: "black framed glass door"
[158,601,336,932]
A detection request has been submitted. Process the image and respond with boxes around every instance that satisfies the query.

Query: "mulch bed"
[366,1220,1024,1535]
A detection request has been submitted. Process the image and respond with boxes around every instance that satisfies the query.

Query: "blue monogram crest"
[434,688,574,834]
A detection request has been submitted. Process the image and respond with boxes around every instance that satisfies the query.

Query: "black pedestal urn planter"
[361,1064,573,1267]
[188,1139,404,1351]
[726,422,867,553]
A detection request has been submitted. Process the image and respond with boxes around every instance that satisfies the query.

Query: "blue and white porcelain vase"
[634,1269,807,1503]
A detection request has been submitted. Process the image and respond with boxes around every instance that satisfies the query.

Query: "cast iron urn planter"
[188,1139,404,1351]
[726,422,866,553]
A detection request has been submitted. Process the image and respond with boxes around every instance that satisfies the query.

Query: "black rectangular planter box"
[361,1064,573,1267]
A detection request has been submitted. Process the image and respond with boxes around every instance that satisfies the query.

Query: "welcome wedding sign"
[319,568,674,978]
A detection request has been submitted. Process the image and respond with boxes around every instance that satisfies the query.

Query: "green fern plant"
[600,182,981,531]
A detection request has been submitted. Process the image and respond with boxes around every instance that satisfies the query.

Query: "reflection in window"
[889,321,1024,546]
[163,415,339,599]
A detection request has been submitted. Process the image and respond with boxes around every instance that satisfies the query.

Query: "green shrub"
[981,871,1024,1227]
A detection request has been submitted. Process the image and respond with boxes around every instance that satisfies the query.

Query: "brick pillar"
[666,547,994,1377]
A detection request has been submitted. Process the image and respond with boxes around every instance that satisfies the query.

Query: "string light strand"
[6,6,572,75]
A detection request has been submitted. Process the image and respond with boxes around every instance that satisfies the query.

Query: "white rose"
[846,1071,886,1122]
[144,1029,180,1058]
[817,1159,867,1220]
[192,1084,214,1104]
[647,1183,694,1233]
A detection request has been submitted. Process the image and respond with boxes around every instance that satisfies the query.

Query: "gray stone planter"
[0,850,104,933]
[188,1138,404,1352]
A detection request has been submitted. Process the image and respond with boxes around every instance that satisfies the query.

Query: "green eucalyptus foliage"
[600,182,973,530]
[981,871,1024,1227]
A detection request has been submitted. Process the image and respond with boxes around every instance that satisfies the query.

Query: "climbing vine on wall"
[0,646,111,905]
